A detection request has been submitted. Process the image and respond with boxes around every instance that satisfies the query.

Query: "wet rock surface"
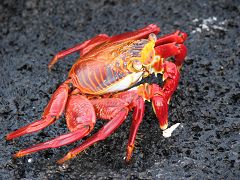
[0,0,239,179]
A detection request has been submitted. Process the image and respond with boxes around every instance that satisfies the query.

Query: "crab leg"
[112,90,145,162]
[57,98,129,164]
[13,94,96,158]
[49,24,160,69]
[48,34,109,69]
[14,128,90,158]
[125,96,145,162]
[6,81,71,140]
[109,24,160,43]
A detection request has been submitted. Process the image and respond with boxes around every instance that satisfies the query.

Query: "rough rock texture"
[0,0,239,179]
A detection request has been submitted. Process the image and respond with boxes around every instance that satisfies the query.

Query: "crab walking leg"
[14,128,90,158]
[125,97,145,162]
[49,24,160,69]
[109,24,160,43]
[14,94,96,158]
[155,30,187,46]
[57,108,128,164]
[80,24,159,54]
[6,81,71,140]
[112,90,145,162]
[48,34,109,69]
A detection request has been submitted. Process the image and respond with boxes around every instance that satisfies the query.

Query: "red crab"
[6,24,187,163]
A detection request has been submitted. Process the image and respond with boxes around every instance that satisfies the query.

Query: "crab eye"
[132,60,142,71]
[148,33,157,42]
[142,50,155,66]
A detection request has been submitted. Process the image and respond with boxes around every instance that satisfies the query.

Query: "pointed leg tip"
[57,159,65,164]
[125,155,133,163]
[57,153,75,164]
[14,151,24,158]
[57,157,69,164]
[48,66,52,71]
[48,56,57,69]
[5,134,12,141]
[126,145,134,163]
[6,132,19,141]
[125,157,132,164]
[48,63,54,71]
[125,154,132,164]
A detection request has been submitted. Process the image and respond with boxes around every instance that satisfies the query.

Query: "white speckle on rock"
[212,25,227,31]
[191,16,227,34]
[200,24,210,31]
[202,16,217,24]
[28,158,33,163]
[193,18,199,23]
[196,27,202,33]
[59,163,69,172]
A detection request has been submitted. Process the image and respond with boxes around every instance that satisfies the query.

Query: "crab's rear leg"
[14,94,96,158]
[57,98,129,164]
[49,24,160,69]
[6,80,72,140]
[48,34,109,69]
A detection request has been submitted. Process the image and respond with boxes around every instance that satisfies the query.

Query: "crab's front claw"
[152,95,169,130]
[175,44,188,68]
[177,31,188,43]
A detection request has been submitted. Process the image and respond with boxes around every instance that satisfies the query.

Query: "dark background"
[0,0,239,179]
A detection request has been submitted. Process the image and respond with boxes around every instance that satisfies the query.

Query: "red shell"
[69,39,149,94]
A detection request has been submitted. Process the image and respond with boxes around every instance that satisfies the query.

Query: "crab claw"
[152,95,169,130]
[179,31,188,43]
[175,44,188,68]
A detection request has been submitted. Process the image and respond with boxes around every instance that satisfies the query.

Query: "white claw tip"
[162,123,181,138]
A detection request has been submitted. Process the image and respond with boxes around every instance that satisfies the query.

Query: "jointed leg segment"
[6,81,71,140]
[48,24,161,69]
[57,107,129,164]
[13,93,97,158]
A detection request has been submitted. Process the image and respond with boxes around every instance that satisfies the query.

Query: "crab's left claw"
[152,95,169,130]
[152,61,180,130]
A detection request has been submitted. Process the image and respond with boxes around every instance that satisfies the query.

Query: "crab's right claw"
[152,95,169,130]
